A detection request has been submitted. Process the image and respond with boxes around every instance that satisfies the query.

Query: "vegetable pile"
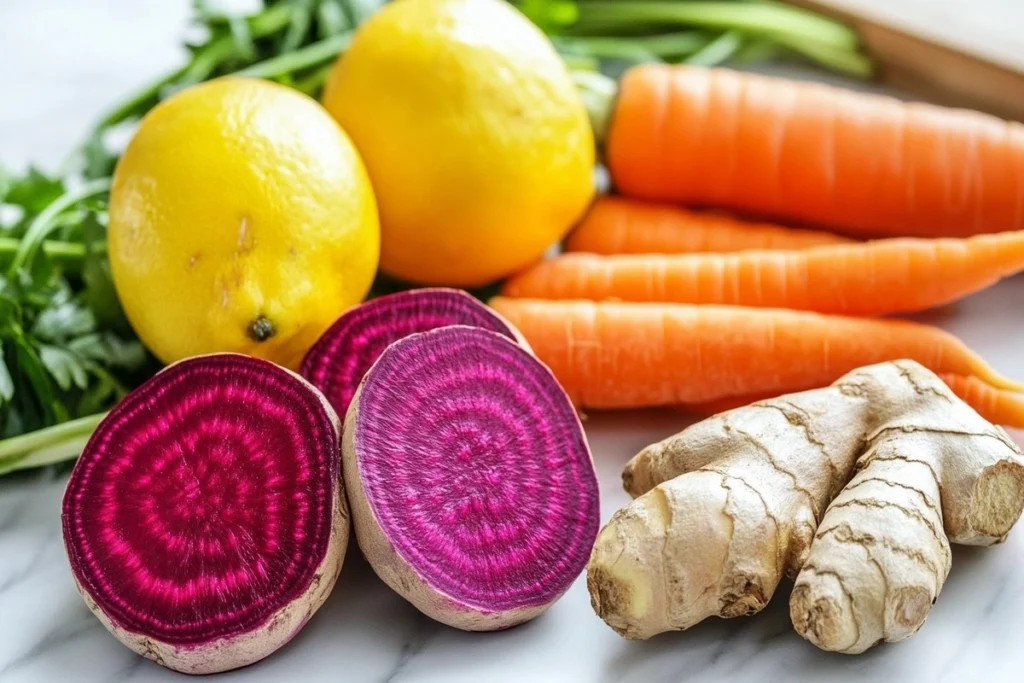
[496,63,1024,431]
[3,0,1024,670]
[486,44,1024,657]
[61,288,599,672]
[2,0,871,475]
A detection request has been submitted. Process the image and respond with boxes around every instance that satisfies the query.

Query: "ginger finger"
[790,366,1024,653]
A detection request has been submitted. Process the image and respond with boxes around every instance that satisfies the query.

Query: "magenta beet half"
[62,354,348,674]
[343,325,599,630]
[301,288,525,421]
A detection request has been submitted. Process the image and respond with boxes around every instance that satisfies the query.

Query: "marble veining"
[2,1,1024,681]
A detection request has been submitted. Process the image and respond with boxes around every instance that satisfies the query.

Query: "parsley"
[0,0,382,475]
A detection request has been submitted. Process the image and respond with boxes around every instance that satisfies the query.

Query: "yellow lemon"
[321,0,595,287]
[108,77,379,370]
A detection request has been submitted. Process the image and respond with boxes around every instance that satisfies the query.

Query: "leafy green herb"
[0,173,154,446]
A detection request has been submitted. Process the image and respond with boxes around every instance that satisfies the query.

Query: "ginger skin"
[588,361,1024,651]
[790,366,1024,653]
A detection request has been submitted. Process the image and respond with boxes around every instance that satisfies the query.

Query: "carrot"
[486,298,1023,408]
[501,231,1024,317]
[565,196,852,254]
[679,374,1024,429]
[938,374,1024,429]
[606,64,1024,239]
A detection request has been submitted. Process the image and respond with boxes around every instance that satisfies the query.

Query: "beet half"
[343,325,599,630]
[62,354,348,674]
[301,288,525,421]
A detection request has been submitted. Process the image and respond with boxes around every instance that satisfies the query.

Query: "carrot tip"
[979,373,1024,394]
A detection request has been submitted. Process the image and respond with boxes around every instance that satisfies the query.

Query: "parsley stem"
[0,412,106,475]
[6,178,112,278]
[235,31,351,80]
[684,29,744,66]
[570,2,858,49]
[87,4,296,135]
[0,237,100,265]
[525,0,872,78]
[91,67,188,135]
[555,31,709,62]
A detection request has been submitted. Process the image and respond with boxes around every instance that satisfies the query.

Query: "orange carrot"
[939,374,1024,429]
[607,65,1024,239]
[486,298,1023,408]
[502,231,1024,317]
[678,374,1024,429]
[565,196,852,254]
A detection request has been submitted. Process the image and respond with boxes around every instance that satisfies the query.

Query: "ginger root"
[588,360,1024,651]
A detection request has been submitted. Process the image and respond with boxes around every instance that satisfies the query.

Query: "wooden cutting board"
[789,0,1024,120]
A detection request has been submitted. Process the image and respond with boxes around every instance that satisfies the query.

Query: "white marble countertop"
[2,2,1024,682]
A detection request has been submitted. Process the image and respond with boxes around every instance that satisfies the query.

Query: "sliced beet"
[62,354,348,674]
[342,325,599,630]
[301,288,525,420]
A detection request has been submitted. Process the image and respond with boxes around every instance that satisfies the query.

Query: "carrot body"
[679,374,1024,429]
[565,196,852,254]
[608,65,1024,238]
[502,231,1024,316]
[486,298,1023,408]
[939,374,1024,429]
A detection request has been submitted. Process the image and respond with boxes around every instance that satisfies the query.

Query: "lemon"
[108,77,379,370]
[321,0,595,287]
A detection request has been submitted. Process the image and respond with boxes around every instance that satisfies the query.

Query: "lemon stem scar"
[247,316,277,342]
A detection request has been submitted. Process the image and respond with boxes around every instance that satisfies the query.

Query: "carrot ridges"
[486,298,1024,407]
[565,197,851,254]
[607,64,1024,238]
[502,231,1024,318]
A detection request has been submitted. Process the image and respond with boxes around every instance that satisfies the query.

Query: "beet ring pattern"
[344,326,599,630]
[62,354,348,674]
[301,288,523,421]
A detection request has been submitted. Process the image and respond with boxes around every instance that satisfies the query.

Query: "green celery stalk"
[0,413,106,476]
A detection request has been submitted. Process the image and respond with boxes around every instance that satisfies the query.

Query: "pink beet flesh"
[301,288,518,420]
[353,326,599,612]
[62,355,338,646]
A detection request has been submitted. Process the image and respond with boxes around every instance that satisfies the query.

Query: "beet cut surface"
[62,354,347,674]
[344,326,599,630]
[301,288,522,421]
